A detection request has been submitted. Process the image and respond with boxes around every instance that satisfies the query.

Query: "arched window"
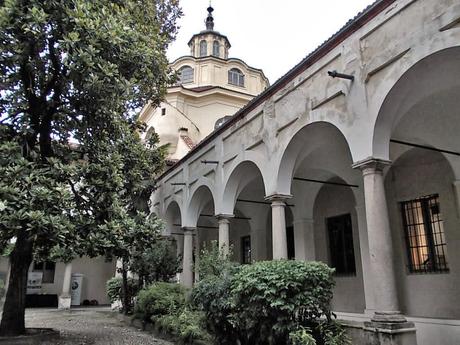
[213,41,220,57]
[200,40,207,57]
[178,65,194,84]
[228,68,245,87]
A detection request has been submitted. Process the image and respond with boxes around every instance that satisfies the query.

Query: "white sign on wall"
[26,272,43,295]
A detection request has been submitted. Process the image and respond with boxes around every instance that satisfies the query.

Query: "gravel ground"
[25,307,173,345]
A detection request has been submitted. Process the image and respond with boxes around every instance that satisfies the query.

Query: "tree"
[130,236,182,287]
[0,0,181,336]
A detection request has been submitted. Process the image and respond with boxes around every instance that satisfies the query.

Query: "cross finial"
[206,2,214,30]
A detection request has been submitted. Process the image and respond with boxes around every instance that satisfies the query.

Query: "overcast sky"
[167,0,376,83]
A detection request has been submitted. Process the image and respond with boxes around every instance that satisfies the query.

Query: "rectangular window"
[161,108,166,116]
[401,194,448,273]
[327,214,356,276]
[33,261,56,283]
[241,236,251,264]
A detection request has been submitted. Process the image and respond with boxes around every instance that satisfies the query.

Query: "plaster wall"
[385,149,460,319]
[313,185,366,313]
[37,257,115,305]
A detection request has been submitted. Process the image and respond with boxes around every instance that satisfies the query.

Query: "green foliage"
[106,276,139,305]
[134,282,186,321]
[0,0,180,333]
[289,327,316,345]
[192,260,348,345]
[156,309,212,345]
[130,236,182,285]
[197,240,237,280]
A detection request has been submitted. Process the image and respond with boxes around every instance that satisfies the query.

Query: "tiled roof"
[180,135,196,149]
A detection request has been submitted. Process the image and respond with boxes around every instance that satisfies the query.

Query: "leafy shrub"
[191,273,237,344]
[130,237,182,285]
[193,260,349,345]
[196,240,237,280]
[156,309,211,345]
[229,260,336,344]
[134,282,186,321]
[106,276,139,305]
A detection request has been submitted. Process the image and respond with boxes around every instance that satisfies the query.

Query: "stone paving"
[24,307,173,345]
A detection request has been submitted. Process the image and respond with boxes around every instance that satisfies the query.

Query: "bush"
[191,273,237,344]
[156,309,212,345]
[193,260,350,345]
[106,276,139,305]
[196,240,237,280]
[134,282,186,321]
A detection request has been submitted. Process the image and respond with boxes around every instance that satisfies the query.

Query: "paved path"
[25,308,173,345]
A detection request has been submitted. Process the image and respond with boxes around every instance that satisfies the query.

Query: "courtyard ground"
[24,307,173,345]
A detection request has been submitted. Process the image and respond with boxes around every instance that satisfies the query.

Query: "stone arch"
[276,121,356,196]
[164,199,182,236]
[185,184,215,227]
[373,47,460,172]
[220,154,269,215]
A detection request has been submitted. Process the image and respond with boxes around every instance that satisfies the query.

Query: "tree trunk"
[121,261,130,315]
[0,232,33,336]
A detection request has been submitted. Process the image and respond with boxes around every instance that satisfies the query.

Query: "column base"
[363,312,416,345]
[58,294,72,310]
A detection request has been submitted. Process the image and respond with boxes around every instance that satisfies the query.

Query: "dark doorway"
[326,214,356,275]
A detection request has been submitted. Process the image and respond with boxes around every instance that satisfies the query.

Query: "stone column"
[355,203,375,314]
[453,180,460,218]
[181,227,195,288]
[266,194,291,260]
[194,230,200,283]
[293,218,315,261]
[58,262,72,309]
[353,158,403,321]
[216,214,233,257]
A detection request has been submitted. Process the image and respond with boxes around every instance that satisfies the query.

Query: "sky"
[167,0,376,84]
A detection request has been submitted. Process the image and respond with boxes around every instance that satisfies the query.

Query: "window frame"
[178,66,194,84]
[400,194,449,274]
[212,40,220,57]
[32,261,56,284]
[241,235,251,264]
[199,40,207,57]
[228,68,245,87]
[326,213,356,276]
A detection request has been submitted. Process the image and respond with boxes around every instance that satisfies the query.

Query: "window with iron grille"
[241,236,251,264]
[401,194,449,273]
[327,213,356,276]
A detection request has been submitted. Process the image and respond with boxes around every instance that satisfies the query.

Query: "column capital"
[352,157,391,174]
[264,193,292,202]
[181,227,196,233]
[215,213,234,223]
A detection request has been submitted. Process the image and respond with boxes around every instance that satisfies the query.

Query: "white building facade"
[152,0,460,344]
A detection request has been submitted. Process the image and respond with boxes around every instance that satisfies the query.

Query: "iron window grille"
[241,236,251,264]
[401,194,449,273]
[327,213,356,276]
